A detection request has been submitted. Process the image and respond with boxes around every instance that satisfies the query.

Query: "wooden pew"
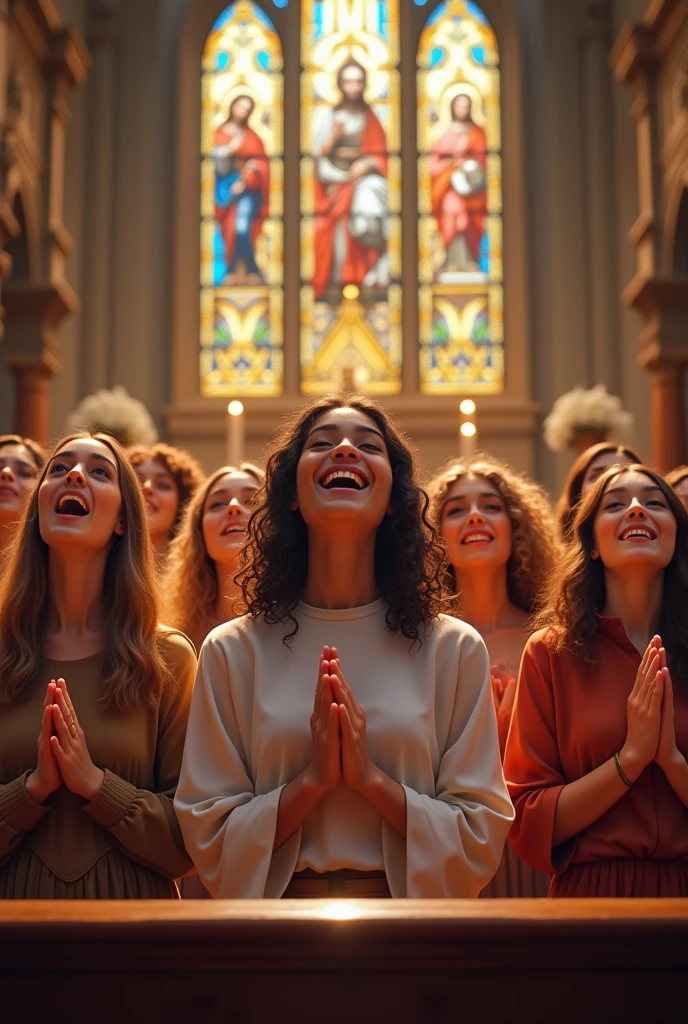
[1,899,686,1022]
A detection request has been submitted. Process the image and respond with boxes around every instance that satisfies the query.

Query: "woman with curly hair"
[556,441,642,544]
[129,443,205,565]
[428,455,559,897]
[505,464,688,897]
[0,435,46,567]
[665,465,688,508]
[175,396,513,898]
[164,463,264,654]
[0,431,196,898]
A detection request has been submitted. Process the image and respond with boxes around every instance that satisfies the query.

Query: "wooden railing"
[2,899,687,1022]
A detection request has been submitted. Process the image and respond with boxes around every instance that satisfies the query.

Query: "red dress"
[504,618,688,897]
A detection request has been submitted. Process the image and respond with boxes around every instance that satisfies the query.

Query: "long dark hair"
[535,464,688,687]
[237,395,446,646]
[0,431,172,708]
[556,442,642,543]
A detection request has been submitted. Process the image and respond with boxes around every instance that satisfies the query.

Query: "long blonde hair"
[0,431,171,709]
[164,464,264,650]
[428,455,560,616]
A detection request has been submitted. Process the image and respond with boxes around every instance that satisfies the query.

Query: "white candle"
[459,399,477,458]
[226,400,245,466]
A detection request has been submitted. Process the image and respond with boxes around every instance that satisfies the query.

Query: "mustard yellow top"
[0,630,196,899]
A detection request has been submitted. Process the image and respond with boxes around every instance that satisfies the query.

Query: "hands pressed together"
[490,667,517,760]
[619,635,682,784]
[305,645,381,797]
[25,678,104,806]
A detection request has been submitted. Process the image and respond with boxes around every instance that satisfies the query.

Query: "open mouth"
[55,493,89,517]
[462,531,493,545]
[319,469,368,491]
[619,525,655,541]
[221,523,245,536]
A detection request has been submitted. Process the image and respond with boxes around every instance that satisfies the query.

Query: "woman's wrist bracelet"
[614,751,635,788]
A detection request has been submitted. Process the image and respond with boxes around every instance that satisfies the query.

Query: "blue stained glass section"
[429,46,444,68]
[413,0,429,5]
[471,45,486,65]
[378,0,388,39]
[211,9,233,31]
[426,4,444,27]
[216,51,229,70]
[467,1,489,25]
[257,50,270,70]
[273,0,289,7]
[313,1,324,40]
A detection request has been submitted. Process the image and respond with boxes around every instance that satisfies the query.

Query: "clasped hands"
[305,645,380,797]
[620,635,682,783]
[25,678,104,806]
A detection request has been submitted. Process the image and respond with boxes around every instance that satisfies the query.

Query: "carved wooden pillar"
[0,2,89,445]
[612,0,688,471]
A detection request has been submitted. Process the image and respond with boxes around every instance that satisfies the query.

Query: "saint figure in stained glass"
[312,59,390,299]
[213,94,269,284]
[430,92,487,278]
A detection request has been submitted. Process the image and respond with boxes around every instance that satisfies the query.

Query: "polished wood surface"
[2,899,687,1022]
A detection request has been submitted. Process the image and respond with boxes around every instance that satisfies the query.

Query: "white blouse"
[174,599,513,898]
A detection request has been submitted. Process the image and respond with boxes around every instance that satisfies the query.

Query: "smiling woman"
[0,431,197,899]
[505,465,688,897]
[0,435,45,568]
[129,443,205,567]
[175,395,514,899]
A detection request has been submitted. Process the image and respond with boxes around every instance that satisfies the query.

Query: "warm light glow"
[319,900,363,921]
[228,400,244,417]
[342,284,360,300]
[460,422,477,438]
[459,399,476,415]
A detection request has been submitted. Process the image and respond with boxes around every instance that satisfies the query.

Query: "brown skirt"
[552,858,688,898]
[282,868,391,899]
[480,840,551,898]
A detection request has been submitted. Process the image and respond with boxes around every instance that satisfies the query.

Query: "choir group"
[0,395,687,900]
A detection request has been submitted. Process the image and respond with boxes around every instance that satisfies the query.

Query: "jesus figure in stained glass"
[213,94,269,285]
[312,60,390,299]
[430,93,487,278]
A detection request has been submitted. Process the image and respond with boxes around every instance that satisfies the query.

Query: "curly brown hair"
[164,463,264,651]
[0,431,173,708]
[0,434,46,469]
[237,394,447,646]
[556,442,642,543]
[665,465,688,491]
[128,443,205,538]
[535,464,688,687]
[428,456,560,616]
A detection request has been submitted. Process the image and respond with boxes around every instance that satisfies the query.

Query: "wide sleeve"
[0,772,50,869]
[503,633,575,874]
[82,632,196,880]
[384,630,514,898]
[174,633,299,898]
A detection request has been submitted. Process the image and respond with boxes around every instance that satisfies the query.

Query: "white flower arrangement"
[65,386,158,448]
[543,385,634,453]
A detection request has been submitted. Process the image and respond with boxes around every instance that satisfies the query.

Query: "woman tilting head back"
[556,441,642,544]
[505,464,688,898]
[175,395,513,900]
[0,431,196,899]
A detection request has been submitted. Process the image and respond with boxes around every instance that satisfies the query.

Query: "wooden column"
[649,360,685,471]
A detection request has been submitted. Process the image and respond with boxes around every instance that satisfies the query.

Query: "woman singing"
[175,396,512,898]
[505,465,688,897]
[0,432,196,898]
[555,442,641,544]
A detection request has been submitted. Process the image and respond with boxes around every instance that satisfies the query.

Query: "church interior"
[2,0,688,1020]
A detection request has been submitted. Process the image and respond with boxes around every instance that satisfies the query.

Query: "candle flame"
[228,401,244,417]
[460,422,477,437]
[459,399,476,415]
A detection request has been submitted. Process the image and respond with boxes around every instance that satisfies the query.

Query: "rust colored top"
[504,618,688,878]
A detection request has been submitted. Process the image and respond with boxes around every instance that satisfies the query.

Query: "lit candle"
[226,400,245,466]
[459,399,477,458]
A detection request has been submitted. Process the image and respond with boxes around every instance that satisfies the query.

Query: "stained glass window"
[300,0,402,395]
[417,1,503,395]
[200,1,284,396]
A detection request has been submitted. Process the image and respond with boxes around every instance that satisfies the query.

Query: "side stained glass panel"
[417,1,503,395]
[200,1,283,396]
[300,0,401,395]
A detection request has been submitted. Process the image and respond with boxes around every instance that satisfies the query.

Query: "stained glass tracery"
[199,0,284,396]
[417,0,503,395]
[299,0,402,395]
